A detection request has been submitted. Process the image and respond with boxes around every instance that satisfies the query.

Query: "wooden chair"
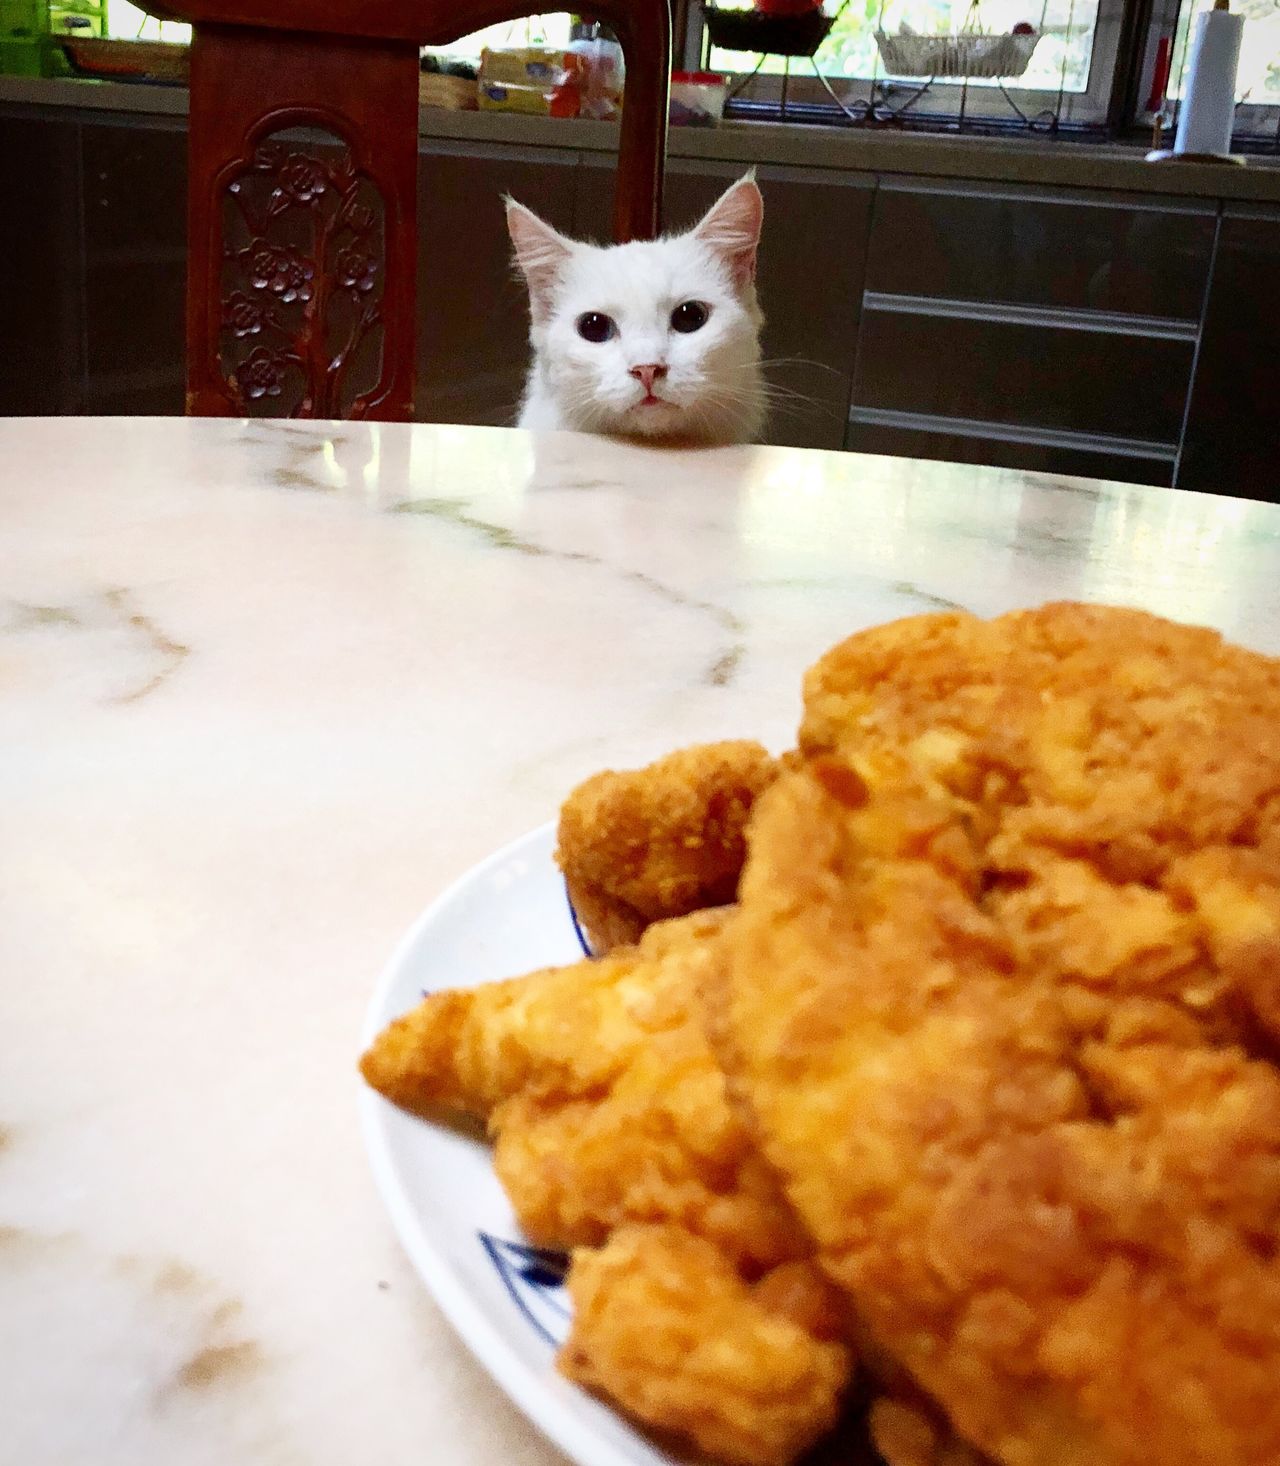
[149,1,671,420]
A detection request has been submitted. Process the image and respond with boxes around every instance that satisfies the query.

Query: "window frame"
[690,0,1130,128]
[1131,0,1280,142]
[683,0,1280,141]
[103,0,1280,145]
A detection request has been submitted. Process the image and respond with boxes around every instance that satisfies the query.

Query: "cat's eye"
[576,311,616,343]
[670,301,709,334]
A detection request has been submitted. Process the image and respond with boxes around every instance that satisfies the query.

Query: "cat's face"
[508,177,765,444]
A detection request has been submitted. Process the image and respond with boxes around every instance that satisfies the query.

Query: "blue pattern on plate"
[480,1232,572,1348]
[565,882,593,957]
[467,873,589,1345]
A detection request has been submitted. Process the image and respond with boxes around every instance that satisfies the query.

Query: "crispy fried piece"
[716,605,1280,1466]
[360,909,805,1270]
[869,1397,994,1466]
[556,740,781,952]
[359,927,687,1120]
[362,909,857,1464]
[561,1225,852,1466]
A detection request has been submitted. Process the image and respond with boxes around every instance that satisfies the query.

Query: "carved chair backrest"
[154,2,670,420]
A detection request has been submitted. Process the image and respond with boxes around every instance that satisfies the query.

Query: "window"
[697,0,1280,139]
[104,5,571,59]
[1138,0,1280,139]
[422,13,573,59]
[100,0,1280,144]
[697,0,1126,127]
[105,1,189,42]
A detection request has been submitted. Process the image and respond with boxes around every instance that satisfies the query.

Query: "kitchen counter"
[3,71,1279,205]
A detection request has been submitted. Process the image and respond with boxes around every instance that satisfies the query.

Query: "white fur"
[506,177,765,446]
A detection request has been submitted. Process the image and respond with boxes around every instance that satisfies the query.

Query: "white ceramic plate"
[359,823,687,1466]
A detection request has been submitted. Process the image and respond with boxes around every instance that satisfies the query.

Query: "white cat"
[506,175,765,446]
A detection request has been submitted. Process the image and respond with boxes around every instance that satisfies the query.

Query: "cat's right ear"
[506,199,572,324]
[693,175,764,292]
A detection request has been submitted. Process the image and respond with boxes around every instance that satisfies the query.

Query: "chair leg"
[186,23,419,420]
[600,0,671,242]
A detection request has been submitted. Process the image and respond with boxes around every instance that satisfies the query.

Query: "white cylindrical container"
[1174,3,1245,157]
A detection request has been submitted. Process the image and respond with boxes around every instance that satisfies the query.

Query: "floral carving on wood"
[217,132,387,418]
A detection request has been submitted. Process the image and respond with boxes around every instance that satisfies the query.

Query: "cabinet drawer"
[844,416,1174,488]
[866,180,1214,322]
[853,310,1193,450]
[1179,206,1280,501]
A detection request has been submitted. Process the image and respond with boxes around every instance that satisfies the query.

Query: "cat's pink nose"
[629,363,668,394]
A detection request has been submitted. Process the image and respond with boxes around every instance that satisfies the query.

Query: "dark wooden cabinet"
[81,118,187,414]
[0,113,83,415]
[1178,205,1280,501]
[848,178,1218,487]
[0,111,187,416]
[417,139,578,428]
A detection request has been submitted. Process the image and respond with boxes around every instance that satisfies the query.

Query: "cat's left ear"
[506,198,573,324]
[693,175,764,291]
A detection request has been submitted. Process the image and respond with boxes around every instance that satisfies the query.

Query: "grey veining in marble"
[2,414,1279,1466]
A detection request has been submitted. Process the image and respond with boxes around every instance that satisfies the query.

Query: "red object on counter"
[754,0,823,15]
[1146,36,1172,112]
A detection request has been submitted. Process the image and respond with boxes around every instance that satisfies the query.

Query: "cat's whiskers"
[689,380,766,414]
[696,368,827,420]
[756,355,846,378]
[556,378,627,430]
[759,387,828,418]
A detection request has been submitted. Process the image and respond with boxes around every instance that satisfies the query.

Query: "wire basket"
[874,28,1040,78]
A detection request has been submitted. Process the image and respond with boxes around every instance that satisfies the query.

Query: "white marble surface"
[3,415,1280,1466]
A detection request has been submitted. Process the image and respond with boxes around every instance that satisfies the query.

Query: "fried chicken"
[562,1225,850,1466]
[555,740,781,953]
[368,602,1280,1466]
[360,909,854,1463]
[713,604,1280,1466]
[869,1396,996,1466]
[361,908,805,1269]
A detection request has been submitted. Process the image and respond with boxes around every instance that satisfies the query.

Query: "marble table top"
[3,415,1279,1466]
